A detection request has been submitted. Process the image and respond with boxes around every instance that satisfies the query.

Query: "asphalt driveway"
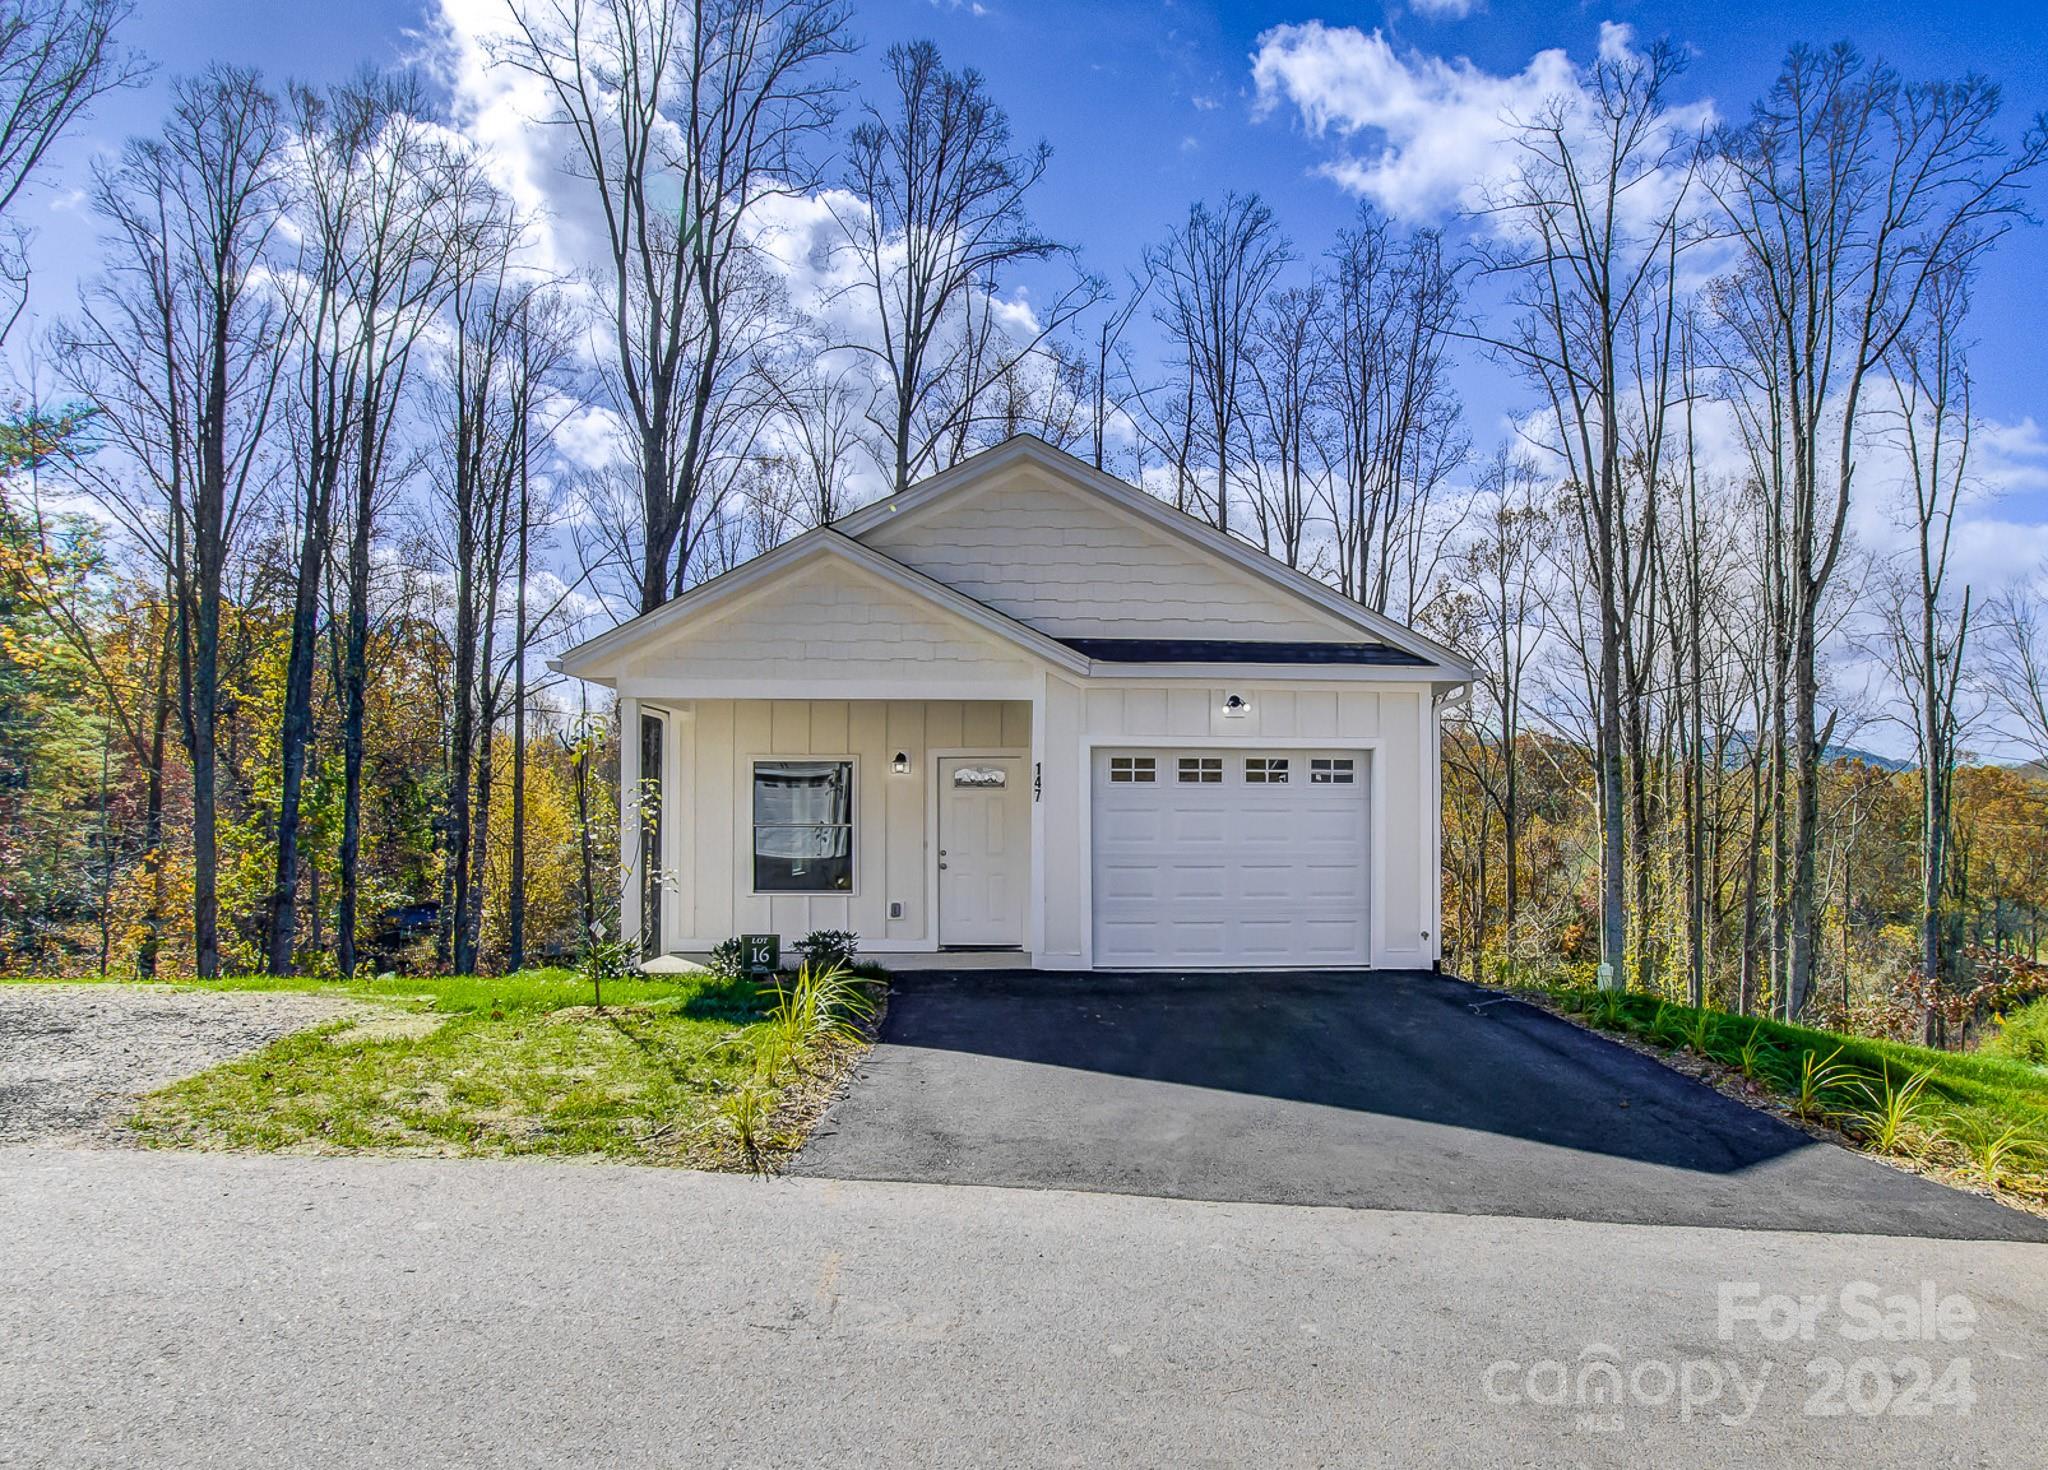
[796,968,2047,1241]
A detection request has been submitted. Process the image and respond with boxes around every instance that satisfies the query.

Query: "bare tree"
[837,39,1098,492]
[1244,283,1326,568]
[496,0,851,613]
[1477,39,1703,992]
[1321,206,1464,615]
[435,200,538,975]
[1983,581,2048,764]
[1087,270,1149,471]
[264,72,465,975]
[1708,43,2046,1017]
[1147,191,1290,536]
[58,67,288,976]
[0,0,145,339]
[1453,447,1547,969]
[755,346,864,528]
[1883,264,1977,1041]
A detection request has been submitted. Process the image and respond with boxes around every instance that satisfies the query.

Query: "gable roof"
[835,435,1472,678]
[552,526,1091,683]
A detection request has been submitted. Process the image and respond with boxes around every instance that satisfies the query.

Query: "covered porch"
[622,697,1042,965]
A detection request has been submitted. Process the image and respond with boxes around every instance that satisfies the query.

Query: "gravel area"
[0,985,368,1147]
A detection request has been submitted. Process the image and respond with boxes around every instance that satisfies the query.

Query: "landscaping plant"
[578,929,639,1010]
[705,938,747,981]
[1848,1065,1940,1155]
[795,929,860,971]
[1791,1045,1858,1121]
[1950,1117,2041,1191]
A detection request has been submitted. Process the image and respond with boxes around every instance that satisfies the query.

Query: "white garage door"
[1091,749,1370,969]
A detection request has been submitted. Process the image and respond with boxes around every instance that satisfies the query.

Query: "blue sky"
[28,1,2045,409]
[16,0,2048,587]
[26,3,2048,409]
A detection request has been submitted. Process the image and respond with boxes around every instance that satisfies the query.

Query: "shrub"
[706,937,747,981]
[1988,998,2048,1067]
[1848,1065,1939,1154]
[759,960,878,1067]
[1729,1024,1774,1081]
[795,929,859,971]
[1791,1045,1859,1121]
[714,1076,777,1174]
[1948,1117,2042,1191]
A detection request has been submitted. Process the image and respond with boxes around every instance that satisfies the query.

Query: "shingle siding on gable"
[625,560,1036,684]
[860,470,1354,641]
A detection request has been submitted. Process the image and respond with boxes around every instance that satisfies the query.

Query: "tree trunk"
[336,483,372,979]
[509,416,529,974]
[264,479,330,975]
[1786,607,1821,1020]
[136,607,172,979]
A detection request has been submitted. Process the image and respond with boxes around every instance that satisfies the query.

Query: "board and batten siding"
[1063,682,1437,967]
[861,466,1355,642]
[664,698,1030,952]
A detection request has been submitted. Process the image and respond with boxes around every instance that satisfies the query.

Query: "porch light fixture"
[1223,692,1251,717]
[891,751,912,775]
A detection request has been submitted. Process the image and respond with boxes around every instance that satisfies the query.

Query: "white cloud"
[1250,21,1581,220]
[426,0,597,283]
[1409,0,1483,19]
[1597,19,1636,64]
[1250,20,1710,224]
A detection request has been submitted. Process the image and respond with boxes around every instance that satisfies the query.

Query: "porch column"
[1036,672,1088,964]
[618,694,641,955]
[1029,679,1047,958]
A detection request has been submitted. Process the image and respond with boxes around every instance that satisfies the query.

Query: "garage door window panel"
[1245,758,1290,784]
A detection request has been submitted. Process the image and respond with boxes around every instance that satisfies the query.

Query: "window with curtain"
[753,760,854,892]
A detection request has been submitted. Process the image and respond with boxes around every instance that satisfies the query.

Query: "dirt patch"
[325,1013,447,1047]
[0,985,372,1147]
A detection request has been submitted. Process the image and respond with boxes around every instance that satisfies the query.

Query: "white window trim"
[746,754,861,899]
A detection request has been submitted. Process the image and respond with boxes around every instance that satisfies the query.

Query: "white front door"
[1091,749,1371,968]
[939,755,1028,947]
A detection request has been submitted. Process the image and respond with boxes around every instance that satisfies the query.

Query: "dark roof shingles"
[1057,637,1430,667]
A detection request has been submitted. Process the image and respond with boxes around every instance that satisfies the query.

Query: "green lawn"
[1534,986,2048,1205]
[12,968,881,1169]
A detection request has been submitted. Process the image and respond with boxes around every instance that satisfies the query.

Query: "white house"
[554,436,1472,971]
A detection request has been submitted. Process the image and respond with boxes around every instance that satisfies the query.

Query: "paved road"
[3,1147,2044,1469]
[795,969,2047,1241]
